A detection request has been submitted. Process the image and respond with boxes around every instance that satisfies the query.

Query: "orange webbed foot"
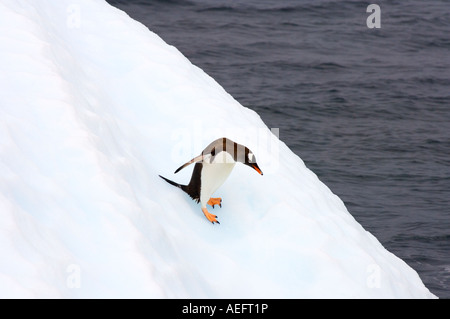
[207,197,222,209]
[202,207,220,224]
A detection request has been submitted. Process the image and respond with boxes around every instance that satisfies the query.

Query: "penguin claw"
[207,197,222,208]
[202,207,219,224]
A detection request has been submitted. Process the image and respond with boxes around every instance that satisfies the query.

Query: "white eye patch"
[248,152,255,163]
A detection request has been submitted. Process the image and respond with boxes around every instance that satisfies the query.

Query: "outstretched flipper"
[159,163,202,203]
[159,175,183,189]
[174,154,204,174]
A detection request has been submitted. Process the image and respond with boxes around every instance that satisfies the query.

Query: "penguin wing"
[174,154,204,174]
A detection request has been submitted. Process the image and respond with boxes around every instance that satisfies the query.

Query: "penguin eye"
[211,147,216,156]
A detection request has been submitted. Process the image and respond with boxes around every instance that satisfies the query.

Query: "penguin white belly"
[200,152,236,207]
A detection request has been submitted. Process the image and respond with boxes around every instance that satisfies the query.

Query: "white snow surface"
[0,0,436,298]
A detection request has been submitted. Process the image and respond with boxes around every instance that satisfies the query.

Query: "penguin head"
[174,137,263,175]
[242,148,263,175]
[200,137,263,175]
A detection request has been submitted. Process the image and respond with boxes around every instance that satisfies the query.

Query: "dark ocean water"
[106,0,450,298]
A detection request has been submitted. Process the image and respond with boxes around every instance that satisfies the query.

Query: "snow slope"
[0,0,435,298]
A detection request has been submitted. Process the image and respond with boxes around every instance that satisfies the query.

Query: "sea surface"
[106,0,449,298]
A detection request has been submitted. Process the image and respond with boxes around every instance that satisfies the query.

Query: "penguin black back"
[183,162,202,203]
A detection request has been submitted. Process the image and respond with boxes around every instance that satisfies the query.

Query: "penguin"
[159,137,263,224]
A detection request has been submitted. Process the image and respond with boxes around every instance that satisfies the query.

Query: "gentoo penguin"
[159,137,263,224]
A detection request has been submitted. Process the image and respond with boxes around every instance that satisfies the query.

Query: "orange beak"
[252,163,263,175]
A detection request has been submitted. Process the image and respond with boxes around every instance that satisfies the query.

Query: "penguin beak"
[250,163,263,175]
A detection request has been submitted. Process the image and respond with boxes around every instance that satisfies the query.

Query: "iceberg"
[0,0,435,298]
